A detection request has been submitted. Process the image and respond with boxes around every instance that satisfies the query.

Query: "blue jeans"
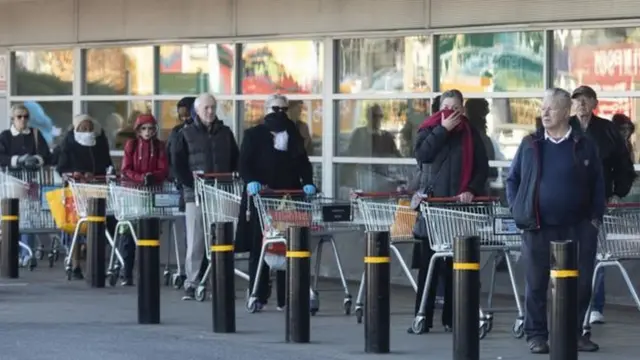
[20,234,34,259]
[592,268,605,313]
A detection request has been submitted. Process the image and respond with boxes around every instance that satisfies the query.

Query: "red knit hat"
[134,114,157,130]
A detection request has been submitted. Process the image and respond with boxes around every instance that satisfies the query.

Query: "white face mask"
[273,131,289,151]
[74,131,96,147]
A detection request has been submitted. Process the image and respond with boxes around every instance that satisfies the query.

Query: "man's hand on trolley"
[458,191,474,203]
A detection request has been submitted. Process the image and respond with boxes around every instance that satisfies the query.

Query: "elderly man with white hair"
[172,93,239,300]
[506,88,604,354]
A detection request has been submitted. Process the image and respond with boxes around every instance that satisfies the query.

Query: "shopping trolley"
[108,179,183,287]
[247,189,355,315]
[193,172,247,301]
[64,174,117,280]
[0,167,62,270]
[410,196,524,340]
[583,202,640,337]
[351,191,420,324]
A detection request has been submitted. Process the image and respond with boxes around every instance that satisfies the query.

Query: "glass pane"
[158,44,234,94]
[85,46,154,95]
[9,101,72,148]
[486,98,541,160]
[337,36,432,93]
[335,163,415,199]
[156,100,234,138]
[312,162,322,192]
[335,99,430,158]
[240,99,322,156]
[84,101,152,149]
[241,41,323,94]
[554,28,640,92]
[13,50,73,95]
[439,31,544,92]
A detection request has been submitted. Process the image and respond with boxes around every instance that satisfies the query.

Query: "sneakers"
[528,339,549,354]
[276,306,285,312]
[182,287,195,301]
[578,335,600,352]
[121,278,134,287]
[72,267,84,280]
[589,311,605,324]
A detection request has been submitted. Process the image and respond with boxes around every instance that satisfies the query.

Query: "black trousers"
[414,247,453,327]
[120,233,136,279]
[522,220,598,342]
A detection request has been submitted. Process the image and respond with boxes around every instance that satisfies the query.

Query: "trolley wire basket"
[109,180,182,221]
[66,175,115,218]
[195,173,243,243]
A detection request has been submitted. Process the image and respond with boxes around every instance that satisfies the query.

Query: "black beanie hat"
[177,96,196,111]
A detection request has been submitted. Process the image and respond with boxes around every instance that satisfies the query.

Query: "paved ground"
[1,263,639,360]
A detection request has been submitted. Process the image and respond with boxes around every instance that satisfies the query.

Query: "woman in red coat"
[119,113,169,285]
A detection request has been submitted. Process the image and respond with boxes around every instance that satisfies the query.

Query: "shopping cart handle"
[195,172,240,179]
[607,202,640,208]
[62,173,118,182]
[350,190,411,199]
[424,196,499,203]
[258,189,305,196]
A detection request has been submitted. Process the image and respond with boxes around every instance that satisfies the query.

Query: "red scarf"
[419,109,474,194]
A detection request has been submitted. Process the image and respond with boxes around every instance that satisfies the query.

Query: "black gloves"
[18,155,42,170]
[143,173,154,187]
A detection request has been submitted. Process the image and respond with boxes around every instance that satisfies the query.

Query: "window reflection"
[483,98,540,160]
[84,101,152,149]
[13,50,73,96]
[335,164,415,199]
[85,46,154,95]
[337,37,432,93]
[240,99,322,156]
[156,100,234,139]
[241,41,323,94]
[439,32,544,92]
[158,44,234,94]
[336,99,431,157]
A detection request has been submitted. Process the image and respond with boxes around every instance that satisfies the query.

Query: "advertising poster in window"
[0,52,6,95]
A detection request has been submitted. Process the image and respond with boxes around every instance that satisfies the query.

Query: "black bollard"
[453,235,481,360]
[85,198,106,288]
[137,218,160,324]
[211,222,236,333]
[285,226,311,344]
[364,231,390,354]
[550,240,578,360]
[1,198,19,279]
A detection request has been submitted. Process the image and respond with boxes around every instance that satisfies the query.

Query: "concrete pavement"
[0,264,639,360]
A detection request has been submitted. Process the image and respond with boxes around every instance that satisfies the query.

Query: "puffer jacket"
[56,130,113,176]
[121,138,168,184]
[172,117,239,203]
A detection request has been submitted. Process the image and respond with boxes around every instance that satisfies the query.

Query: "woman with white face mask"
[56,114,114,280]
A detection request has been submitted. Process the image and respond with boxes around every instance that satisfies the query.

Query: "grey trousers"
[184,202,205,289]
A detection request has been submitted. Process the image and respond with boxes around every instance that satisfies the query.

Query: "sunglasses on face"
[272,106,289,113]
[14,114,29,120]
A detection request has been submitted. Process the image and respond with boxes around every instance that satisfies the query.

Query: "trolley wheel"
[36,249,44,260]
[172,274,185,290]
[66,268,72,281]
[246,297,259,314]
[163,271,171,287]
[512,319,524,339]
[108,273,118,287]
[53,251,59,262]
[195,286,206,302]
[479,323,489,340]
[355,307,363,324]
[48,254,55,268]
[310,292,319,316]
[411,317,426,334]
[485,316,494,333]
[29,258,37,271]
[343,299,352,315]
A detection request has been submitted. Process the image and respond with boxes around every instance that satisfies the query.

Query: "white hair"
[265,94,288,114]
[545,88,572,111]
[194,93,216,110]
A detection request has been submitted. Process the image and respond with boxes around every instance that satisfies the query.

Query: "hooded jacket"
[166,96,196,181]
[121,114,169,184]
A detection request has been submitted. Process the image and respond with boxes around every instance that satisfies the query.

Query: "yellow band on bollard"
[364,256,390,264]
[286,251,311,258]
[550,269,578,278]
[453,262,480,271]
[138,239,160,247]
[210,244,234,252]
[1,215,18,221]
[85,216,106,222]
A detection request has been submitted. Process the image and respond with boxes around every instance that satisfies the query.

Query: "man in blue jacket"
[506,88,605,354]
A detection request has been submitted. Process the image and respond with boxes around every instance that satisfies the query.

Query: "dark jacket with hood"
[172,116,239,203]
[56,130,113,176]
[506,123,605,230]
[569,115,636,199]
[235,112,313,253]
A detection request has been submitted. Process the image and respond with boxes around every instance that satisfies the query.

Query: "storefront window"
[241,41,323,94]
[334,163,415,199]
[12,50,73,96]
[83,101,152,149]
[337,36,432,93]
[483,98,541,160]
[84,46,154,95]
[335,98,431,158]
[9,101,72,149]
[157,44,234,95]
[156,100,234,138]
[554,28,640,93]
[439,31,544,92]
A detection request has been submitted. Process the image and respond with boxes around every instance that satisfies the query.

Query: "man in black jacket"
[172,93,239,300]
[166,96,196,182]
[506,88,605,354]
[570,85,637,324]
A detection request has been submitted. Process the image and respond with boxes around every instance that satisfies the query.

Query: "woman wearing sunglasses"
[119,114,169,285]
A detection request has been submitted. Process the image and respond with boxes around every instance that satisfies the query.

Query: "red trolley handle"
[607,202,640,209]
[194,172,240,179]
[62,173,118,181]
[351,190,411,199]
[424,196,500,203]
[258,188,305,196]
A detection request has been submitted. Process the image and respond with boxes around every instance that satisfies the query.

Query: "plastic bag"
[45,187,87,235]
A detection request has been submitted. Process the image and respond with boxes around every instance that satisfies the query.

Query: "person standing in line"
[611,113,635,160]
[287,100,314,155]
[507,88,604,353]
[570,86,637,325]
[172,93,239,300]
